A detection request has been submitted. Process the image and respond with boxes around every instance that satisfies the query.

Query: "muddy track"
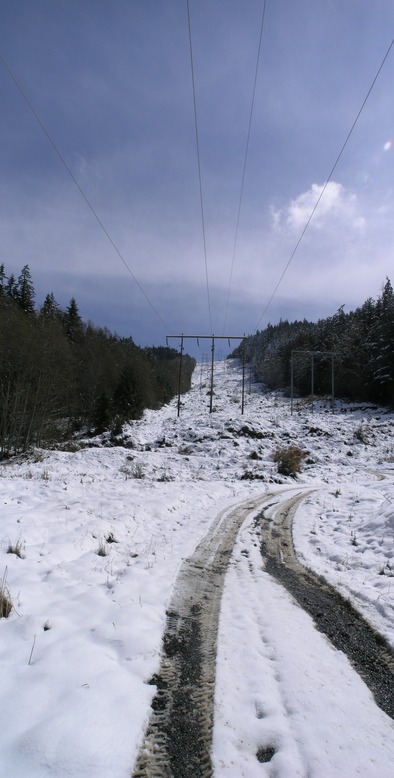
[132,494,269,778]
[258,492,394,719]
[133,489,394,777]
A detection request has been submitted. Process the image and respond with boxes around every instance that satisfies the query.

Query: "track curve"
[132,494,270,778]
[132,488,394,777]
[258,491,394,719]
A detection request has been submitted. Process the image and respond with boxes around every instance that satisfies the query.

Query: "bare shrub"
[120,462,145,480]
[354,423,369,444]
[273,445,306,477]
[131,463,145,479]
[62,441,83,453]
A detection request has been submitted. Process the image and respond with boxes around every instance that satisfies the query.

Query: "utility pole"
[241,339,246,414]
[210,334,215,413]
[290,350,338,414]
[176,335,184,418]
[167,334,247,414]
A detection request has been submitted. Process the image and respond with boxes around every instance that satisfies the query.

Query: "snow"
[214,512,394,777]
[0,359,393,776]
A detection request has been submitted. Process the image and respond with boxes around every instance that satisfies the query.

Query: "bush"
[273,444,306,477]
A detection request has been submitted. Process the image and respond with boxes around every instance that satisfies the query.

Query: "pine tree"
[5,273,18,300]
[372,278,394,402]
[64,297,84,343]
[0,263,5,296]
[40,292,60,321]
[16,265,35,314]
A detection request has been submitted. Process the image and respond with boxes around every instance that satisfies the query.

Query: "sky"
[1,0,394,354]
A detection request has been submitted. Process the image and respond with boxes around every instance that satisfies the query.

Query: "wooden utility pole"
[291,350,338,414]
[177,335,184,417]
[167,334,247,414]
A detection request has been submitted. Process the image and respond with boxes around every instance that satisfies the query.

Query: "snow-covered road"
[0,359,393,776]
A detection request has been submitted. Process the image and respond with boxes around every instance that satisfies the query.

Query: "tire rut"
[132,494,269,778]
[133,488,394,777]
[258,491,394,719]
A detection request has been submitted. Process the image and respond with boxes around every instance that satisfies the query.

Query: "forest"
[0,264,195,457]
[233,278,394,408]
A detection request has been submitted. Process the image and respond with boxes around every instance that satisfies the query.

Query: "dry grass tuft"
[0,569,12,618]
[97,539,108,557]
[7,539,25,559]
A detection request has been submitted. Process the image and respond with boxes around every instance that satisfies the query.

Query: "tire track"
[132,493,270,778]
[258,491,394,719]
[133,488,394,778]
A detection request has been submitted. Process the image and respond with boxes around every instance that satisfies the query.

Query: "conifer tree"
[16,265,35,314]
[372,278,394,402]
[64,297,84,342]
[40,292,60,321]
[0,263,5,295]
[5,273,18,300]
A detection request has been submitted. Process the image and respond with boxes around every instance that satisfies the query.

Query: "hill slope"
[0,359,393,777]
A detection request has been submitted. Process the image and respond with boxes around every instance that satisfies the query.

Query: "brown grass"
[0,569,12,618]
[273,444,306,477]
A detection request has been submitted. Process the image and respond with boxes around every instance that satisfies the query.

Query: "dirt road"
[133,494,269,778]
[133,489,394,777]
[258,491,394,719]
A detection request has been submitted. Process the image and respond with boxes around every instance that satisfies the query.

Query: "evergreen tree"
[5,273,18,300]
[64,297,84,342]
[0,264,195,451]
[113,365,144,420]
[371,278,394,403]
[16,265,35,314]
[0,263,5,295]
[40,292,61,321]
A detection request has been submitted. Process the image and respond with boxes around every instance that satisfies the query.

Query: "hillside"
[233,278,394,407]
[0,359,393,777]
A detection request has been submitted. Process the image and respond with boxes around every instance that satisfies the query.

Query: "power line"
[253,35,394,333]
[222,0,268,335]
[0,52,170,332]
[186,0,213,334]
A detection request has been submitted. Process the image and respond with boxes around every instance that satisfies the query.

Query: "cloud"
[272,181,366,233]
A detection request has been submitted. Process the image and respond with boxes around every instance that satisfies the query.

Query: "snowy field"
[0,359,393,777]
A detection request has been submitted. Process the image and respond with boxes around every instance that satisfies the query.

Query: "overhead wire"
[3,21,393,344]
[253,35,394,333]
[186,0,213,334]
[0,52,170,332]
[222,0,268,335]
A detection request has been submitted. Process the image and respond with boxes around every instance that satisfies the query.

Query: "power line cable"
[0,52,170,332]
[253,34,394,333]
[186,0,213,334]
[222,0,268,335]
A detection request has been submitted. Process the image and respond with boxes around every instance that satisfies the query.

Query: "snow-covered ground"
[0,359,393,777]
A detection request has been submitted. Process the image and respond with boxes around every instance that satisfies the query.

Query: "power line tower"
[167,334,247,416]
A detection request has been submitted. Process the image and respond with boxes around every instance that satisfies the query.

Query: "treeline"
[0,264,195,457]
[233,278,394,407]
